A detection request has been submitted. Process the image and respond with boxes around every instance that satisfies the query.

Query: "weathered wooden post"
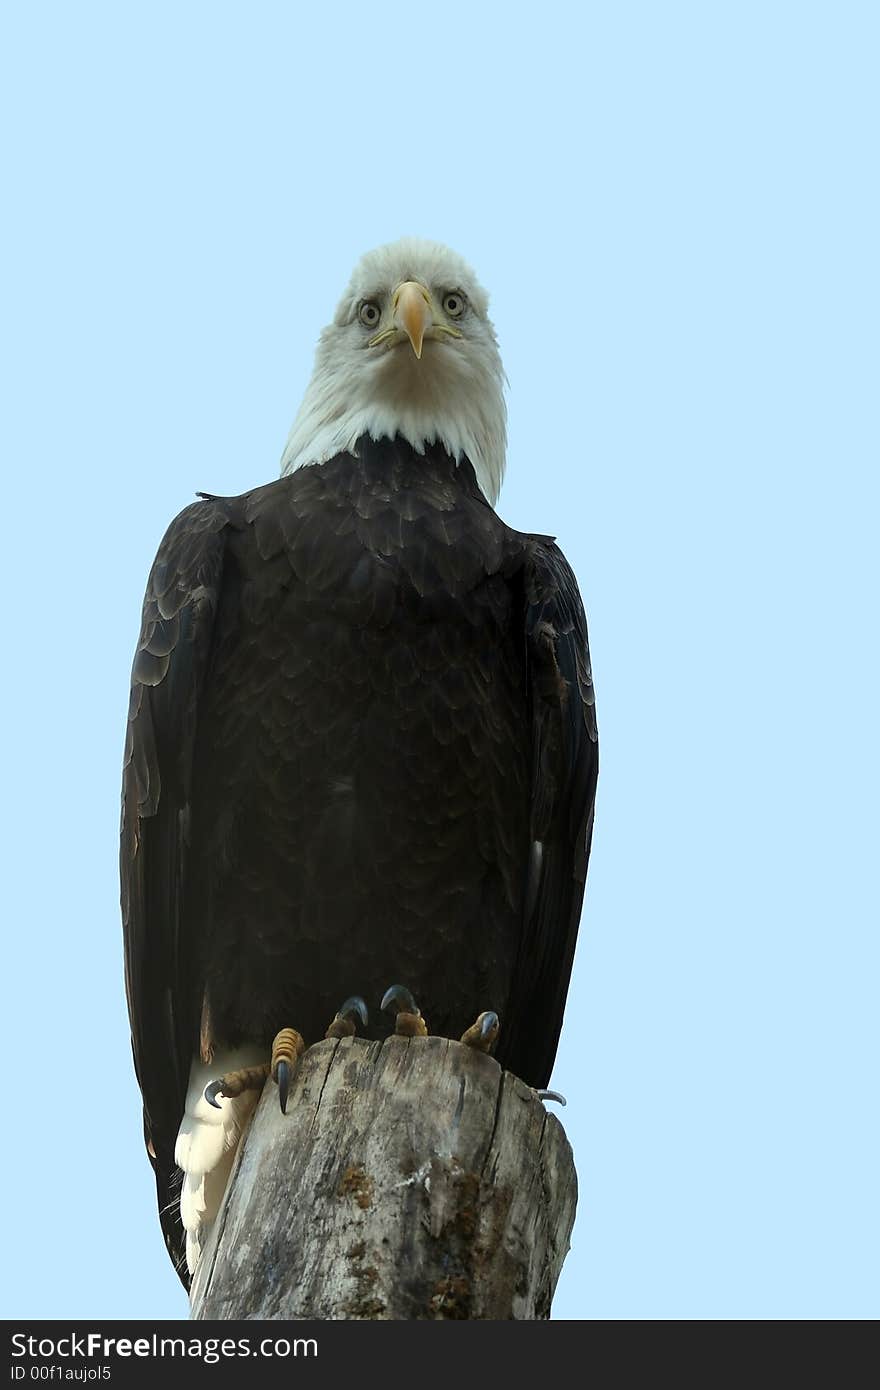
[190,1035,577,1320]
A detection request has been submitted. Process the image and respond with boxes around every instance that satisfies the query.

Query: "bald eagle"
[121,239,598,1288]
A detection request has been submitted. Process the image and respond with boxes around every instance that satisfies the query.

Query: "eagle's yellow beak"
[392,281,433,360]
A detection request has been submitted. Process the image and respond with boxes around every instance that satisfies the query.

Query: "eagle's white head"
[280,238,507,505]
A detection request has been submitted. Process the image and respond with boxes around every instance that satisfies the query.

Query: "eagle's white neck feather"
[279,238,507,505]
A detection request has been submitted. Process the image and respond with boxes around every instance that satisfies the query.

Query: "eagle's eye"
[442,291,466,319]
[358,300,381,327]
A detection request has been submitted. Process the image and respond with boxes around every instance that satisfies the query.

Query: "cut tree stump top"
[191,1035,577,1320]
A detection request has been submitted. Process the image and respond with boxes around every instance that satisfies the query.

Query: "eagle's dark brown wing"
[120,495,234,1280]
[497,537,599,1089]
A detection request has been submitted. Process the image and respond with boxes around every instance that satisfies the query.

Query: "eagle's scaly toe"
[271,1027,306,1114]
[202,1062,269,1109]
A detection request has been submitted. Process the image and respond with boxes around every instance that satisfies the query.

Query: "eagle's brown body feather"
[121,435,597,1281]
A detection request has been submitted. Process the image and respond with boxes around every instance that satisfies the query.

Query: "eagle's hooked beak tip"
[392,281,432,360]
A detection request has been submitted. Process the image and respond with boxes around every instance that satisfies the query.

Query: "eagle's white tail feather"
[175,1047,266,1276]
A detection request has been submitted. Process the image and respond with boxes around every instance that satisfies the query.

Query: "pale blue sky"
[2,2,876,1320]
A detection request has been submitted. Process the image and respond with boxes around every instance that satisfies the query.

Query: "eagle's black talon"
[276,1060,290,1114]
[381,984,419,1016]
[341,995,369,1026]
[537,1089,567,1107]
[381,984,428,1037]
[460,1009,501,1052]
[204,1080,224,1109]
[326,994,369,1039]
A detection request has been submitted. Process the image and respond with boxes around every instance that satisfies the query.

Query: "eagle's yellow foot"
[460,1010,500,1053]
[271,1027,306,1114]
[381,984,428,1037]
[203,1025,313,1114]
[203,1063,269,1109]
[325,995,369,1040]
